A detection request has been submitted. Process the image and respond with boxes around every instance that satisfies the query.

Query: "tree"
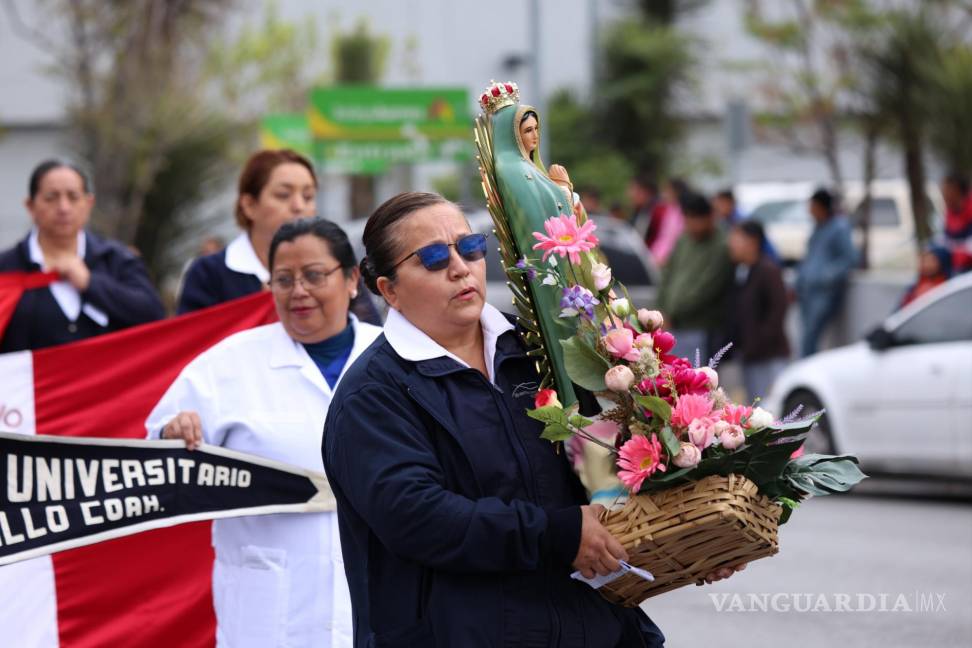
[855,7,947,246]
[744,0,853,192]
[331,20,389,219]
[3,0,237,283]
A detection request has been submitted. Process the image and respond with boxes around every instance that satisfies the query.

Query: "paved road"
[639,492,972,647]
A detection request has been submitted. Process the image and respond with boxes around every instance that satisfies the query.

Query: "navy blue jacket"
[176,249,263,315]
[0,232,164,352]
[323,324,665,648]
[178,248,383,325]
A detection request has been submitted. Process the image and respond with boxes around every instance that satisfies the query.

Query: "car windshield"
[893,287,972,345]
[750,200,807,224]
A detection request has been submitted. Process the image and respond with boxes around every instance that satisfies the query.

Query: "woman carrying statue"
[323,191,668,646]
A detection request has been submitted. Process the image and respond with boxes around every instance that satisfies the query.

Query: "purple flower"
[560,285,599,319]
[515,258,537,282]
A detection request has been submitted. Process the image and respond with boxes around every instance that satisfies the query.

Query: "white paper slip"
[570,560,655,589]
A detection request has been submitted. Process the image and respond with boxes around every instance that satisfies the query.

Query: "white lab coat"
[146,316,381,648]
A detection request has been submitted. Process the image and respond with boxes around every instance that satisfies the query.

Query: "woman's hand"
[701,562,748,585]
[572,504,628,579]
[47,256,91,292]
[161,411,204,450]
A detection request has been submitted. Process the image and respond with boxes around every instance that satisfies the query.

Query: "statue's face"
[519,115,539,155]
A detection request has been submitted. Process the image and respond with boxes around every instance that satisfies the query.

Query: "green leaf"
[568,414,594,429]
[633,394,672,423]
[527,405,568,427]
[783,454,867,495]
[560,336,611,392]
[540,423,574,442]
[659,425,681,457]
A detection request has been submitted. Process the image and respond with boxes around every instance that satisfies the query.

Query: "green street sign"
[308,86,471,141]
[313,139,472,175]
[259,113,312,157]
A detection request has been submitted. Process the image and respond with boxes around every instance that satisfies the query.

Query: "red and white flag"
[0,271,58,339]
[0,289,277,648]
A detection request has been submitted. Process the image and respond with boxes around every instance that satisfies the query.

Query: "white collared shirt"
[224,232,270,283]
[383,303,515,384]
[28,228,108,326]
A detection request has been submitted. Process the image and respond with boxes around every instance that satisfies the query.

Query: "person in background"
[178,148,381,324]
[795,188,857,357]
[713,188,781,264]
[626,173,659,230]
[941,172,972,274]
[578,186,606,219]
[657,192,732,360]
[198,235,225,257]
[645,178,686,266]
[0,159,164,352]
[726,220,790,402]
[899,245,952,308]
[713,188,744,226]
[148,217,382,648]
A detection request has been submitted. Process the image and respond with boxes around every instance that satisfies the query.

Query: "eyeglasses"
[391,232,489,272]
[269,265,343,292]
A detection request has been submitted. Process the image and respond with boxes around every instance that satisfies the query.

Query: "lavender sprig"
[708,342,733,369]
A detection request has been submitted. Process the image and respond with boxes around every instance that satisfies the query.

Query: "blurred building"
[0,0,939,249]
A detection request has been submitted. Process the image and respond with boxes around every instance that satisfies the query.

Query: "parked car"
[763,273,972,479]
[343,209,660,315]
[736,180,944,270]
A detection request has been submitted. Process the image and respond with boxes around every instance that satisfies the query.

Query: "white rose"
[591,262,613,292]
[699,366,719,389]
[604,365,636,392]
[637,309,664,331]
[610,298,631,317]
[748,406,775,430]
[673,442,702,468]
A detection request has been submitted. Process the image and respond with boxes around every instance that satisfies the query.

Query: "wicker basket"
[597,473,781,607]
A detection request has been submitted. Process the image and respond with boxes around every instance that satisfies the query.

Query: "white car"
[736,179,944,270]
[763,273,972,479]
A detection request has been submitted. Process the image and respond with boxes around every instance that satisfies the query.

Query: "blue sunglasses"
[392,232,489,271]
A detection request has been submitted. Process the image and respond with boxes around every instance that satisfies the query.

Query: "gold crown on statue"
[479,80,519,114]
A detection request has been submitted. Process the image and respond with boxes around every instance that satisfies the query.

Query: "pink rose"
[673,442,702,468]
[633,333,653,350]
[605,365,636,392]
[720,424,746,450]
[534,389,562,409]
[638,309,664,331]
[698,366,719,389]
[688,417,716,449]
[603,328,640,362]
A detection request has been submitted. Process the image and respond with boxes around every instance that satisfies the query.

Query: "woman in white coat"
[146,217,382,648]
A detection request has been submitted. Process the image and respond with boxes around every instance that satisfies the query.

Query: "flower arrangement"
[513,213,865,522]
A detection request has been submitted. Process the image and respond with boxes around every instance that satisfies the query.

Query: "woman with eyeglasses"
[146,217,381,648]
[322,192,665,647]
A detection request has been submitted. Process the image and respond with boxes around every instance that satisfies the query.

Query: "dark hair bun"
[360,257,381,295]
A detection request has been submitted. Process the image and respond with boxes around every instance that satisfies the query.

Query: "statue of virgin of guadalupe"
[475,81,582,407]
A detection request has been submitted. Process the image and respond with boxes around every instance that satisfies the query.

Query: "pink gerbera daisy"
[532,214,599,265]
[617,434,667,493]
